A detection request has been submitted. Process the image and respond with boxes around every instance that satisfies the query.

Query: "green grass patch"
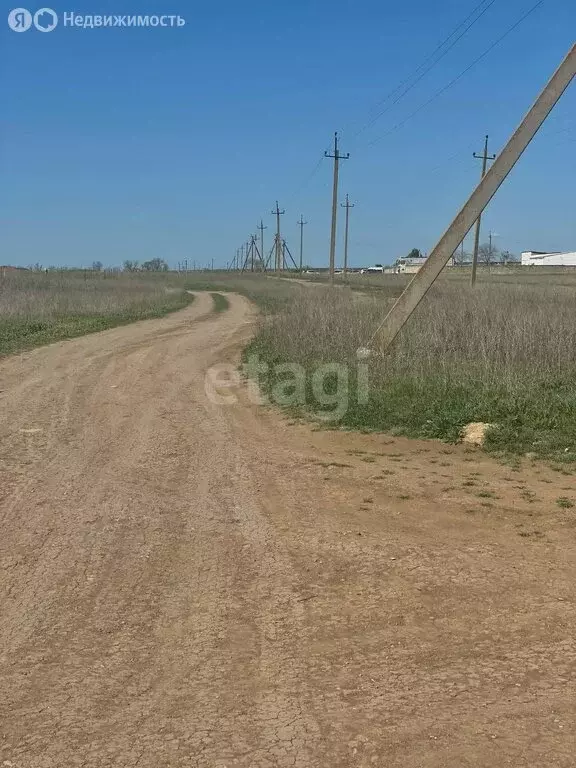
[210,293,230,313]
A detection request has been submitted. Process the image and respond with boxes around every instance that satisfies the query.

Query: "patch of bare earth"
[1,293,575,767]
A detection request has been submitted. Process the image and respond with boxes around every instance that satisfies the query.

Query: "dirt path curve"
[1,293,575,768]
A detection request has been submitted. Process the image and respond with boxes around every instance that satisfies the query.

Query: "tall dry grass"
[0,270,191,354]
[248,280,576,456]
[0,270,184,318]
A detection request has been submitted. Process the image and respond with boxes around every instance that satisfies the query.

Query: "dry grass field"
[2,267,576,459]
[0,269,193,355]
[187,269,576,460]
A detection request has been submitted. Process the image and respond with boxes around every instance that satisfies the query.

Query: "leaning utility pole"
[325,132,349,285]
[341,194,355,278]
[258,220,267,272]
[368,43,575,354]
[470,135,496,287]
[271,201,285,273]
[297,215,307,271]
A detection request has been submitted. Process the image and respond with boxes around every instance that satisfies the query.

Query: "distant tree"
[406,248,422,260]
[453,248,469,265]
[375,263,383,268]
[92,260,103,272]
[146,258,167,272]
[141,258,169,272]
[123,260,140,272]
[501,250,519,263]
[478,242,499,266]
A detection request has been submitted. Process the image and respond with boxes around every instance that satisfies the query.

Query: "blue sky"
[0,0,574,268]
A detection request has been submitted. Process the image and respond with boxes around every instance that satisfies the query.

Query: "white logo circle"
[33,7,58,31]
[8,8,33,31]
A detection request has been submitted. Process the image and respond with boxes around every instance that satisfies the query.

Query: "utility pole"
[258,220,267,272]
[470,135,496,287]
[271,201,285,273]
[368,43,575,354]
[340,194,355,278]
[297,215,307,272]
[325,132,349,285]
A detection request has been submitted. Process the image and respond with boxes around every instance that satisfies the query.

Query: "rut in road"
[1,292,576,768]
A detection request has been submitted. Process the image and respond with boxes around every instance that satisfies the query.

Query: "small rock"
[461,422,495,447]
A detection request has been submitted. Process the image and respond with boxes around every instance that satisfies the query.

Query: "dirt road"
[1,293,575,767]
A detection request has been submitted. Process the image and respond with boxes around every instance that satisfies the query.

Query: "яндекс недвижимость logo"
[7,8,186,30]
[8,7,58,31]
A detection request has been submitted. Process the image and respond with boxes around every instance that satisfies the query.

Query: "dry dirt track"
[1,292,576,768]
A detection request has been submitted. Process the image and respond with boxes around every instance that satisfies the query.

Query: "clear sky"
[1,0,574,269]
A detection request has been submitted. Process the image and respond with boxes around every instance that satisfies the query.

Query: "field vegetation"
[0,269,193,355]
[3,266,576,459]
[184,270,576,460]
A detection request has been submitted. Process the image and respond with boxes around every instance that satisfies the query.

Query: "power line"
[241,0,547,270]
[367,0,546,148]
[286,143,331,206]
[281,0,542,215]
[350,0,499,142]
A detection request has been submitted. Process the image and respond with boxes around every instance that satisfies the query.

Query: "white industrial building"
[396,256,428,274]
[521,250,576,266]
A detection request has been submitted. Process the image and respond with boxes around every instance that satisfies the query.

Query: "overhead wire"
[242,0,548,265]
[367,0,546,148]
[348,0,500,142]
[286,0,503,209]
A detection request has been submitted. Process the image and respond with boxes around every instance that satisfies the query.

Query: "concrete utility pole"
[251,234,259,272]
[470,135,496,287]
[369,43,575,354]
[297,215,307,272]
[271,201,285,273]
[325,132,349,285]
[258,220,267,272]
[341,194,355,278]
